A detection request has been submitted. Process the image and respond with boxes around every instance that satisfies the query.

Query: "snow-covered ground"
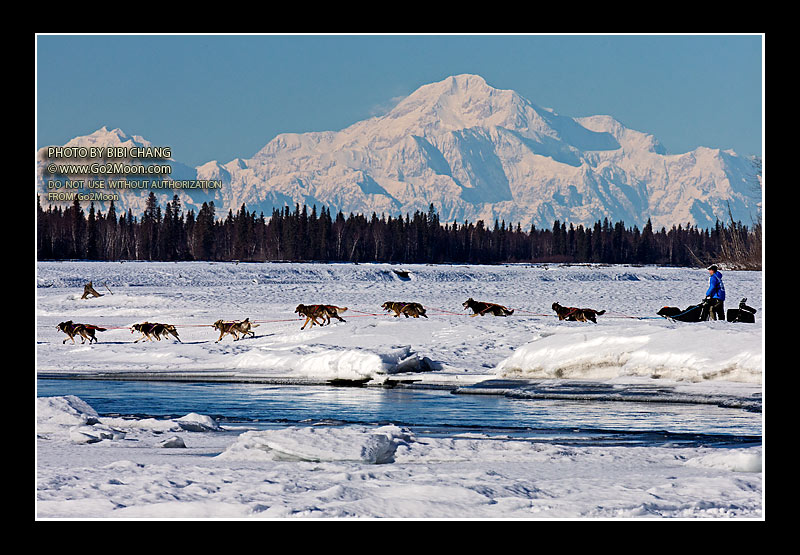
[35,261,764,519]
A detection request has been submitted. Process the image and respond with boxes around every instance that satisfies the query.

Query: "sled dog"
[56,321,106,344]
[131,322,182,343]
[295,304,348,330]
[381,301,428,318]
[552,302,605,323]
[212,318,259,342]
[462,298,514,317]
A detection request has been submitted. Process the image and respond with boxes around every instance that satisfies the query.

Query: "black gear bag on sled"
[657,303,705,322]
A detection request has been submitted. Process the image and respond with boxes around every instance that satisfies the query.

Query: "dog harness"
[135,323,164,333]
[468,301,504,315]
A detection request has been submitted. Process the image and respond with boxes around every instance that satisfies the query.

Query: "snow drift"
[233,345,435,382]
[495,324,762,383]
[36,395,763,518]
[36,394,224,444]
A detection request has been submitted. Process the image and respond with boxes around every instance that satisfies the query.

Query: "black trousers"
[700,298,725,321]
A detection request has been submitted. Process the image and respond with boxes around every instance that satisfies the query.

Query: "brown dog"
[56,321,106,344]
[212,318,259,342]
[381,302,428,318]
[552,302,605,323]
[295,304,348,330]
[131,322,182,343]
[463,298,514,317]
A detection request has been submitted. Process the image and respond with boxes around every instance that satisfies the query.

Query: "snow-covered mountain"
[37,74,762,229]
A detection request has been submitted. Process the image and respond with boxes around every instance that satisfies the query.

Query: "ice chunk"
[176,413,220,432]
[158,436,187,448]
[218,425,413,464]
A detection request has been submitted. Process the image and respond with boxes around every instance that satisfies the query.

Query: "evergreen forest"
[36,193,763,269]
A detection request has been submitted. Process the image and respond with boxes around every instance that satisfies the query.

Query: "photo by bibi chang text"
[46,146,173,159]
[43,145,175,176]
[41,144,223,201]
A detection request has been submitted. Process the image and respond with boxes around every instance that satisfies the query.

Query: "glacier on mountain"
[37,74,761,230]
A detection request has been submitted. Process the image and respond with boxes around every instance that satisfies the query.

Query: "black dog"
[656,304,705,322]
[463,298,514,317]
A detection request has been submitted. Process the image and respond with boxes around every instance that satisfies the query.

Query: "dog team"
[55,294,757,345]
[55,297,614,346]
[55,265,755,345]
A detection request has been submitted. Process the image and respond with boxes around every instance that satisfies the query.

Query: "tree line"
[36,193,762,269]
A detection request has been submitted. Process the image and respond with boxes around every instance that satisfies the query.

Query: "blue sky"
[36,34,763,167]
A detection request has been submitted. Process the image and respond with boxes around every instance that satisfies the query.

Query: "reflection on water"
[36,379,761,447]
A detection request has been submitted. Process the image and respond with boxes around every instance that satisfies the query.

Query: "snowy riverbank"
[37,261,763,390]
[36,261,764,519]
[37,393,762,518]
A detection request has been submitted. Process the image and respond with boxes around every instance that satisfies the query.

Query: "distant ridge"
[37,74,762,230]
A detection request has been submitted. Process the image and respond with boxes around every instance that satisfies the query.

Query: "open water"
[37,378,761,448]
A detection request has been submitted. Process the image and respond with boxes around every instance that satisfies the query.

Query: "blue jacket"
[706,271,726,300]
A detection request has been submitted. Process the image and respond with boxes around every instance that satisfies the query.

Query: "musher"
[700,264,725,320]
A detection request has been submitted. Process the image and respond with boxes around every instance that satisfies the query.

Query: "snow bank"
[217,425,413,464]
[686,447,763,473]
[37,395,100,428]
[36,395,222,444]
[37,261,763,390]
[496,324,762,384]
[233,345,433,382]
[37,395,124,443]
[37,396,763,519]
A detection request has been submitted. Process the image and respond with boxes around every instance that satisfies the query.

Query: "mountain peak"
[435,73,492,93]
[397,74,509,106]
[64,126,152,149]
[377,74,534,137]
[38,76,761,230]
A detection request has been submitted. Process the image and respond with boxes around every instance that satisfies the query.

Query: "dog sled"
[726,298,757,323]
[657,297,756,323]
